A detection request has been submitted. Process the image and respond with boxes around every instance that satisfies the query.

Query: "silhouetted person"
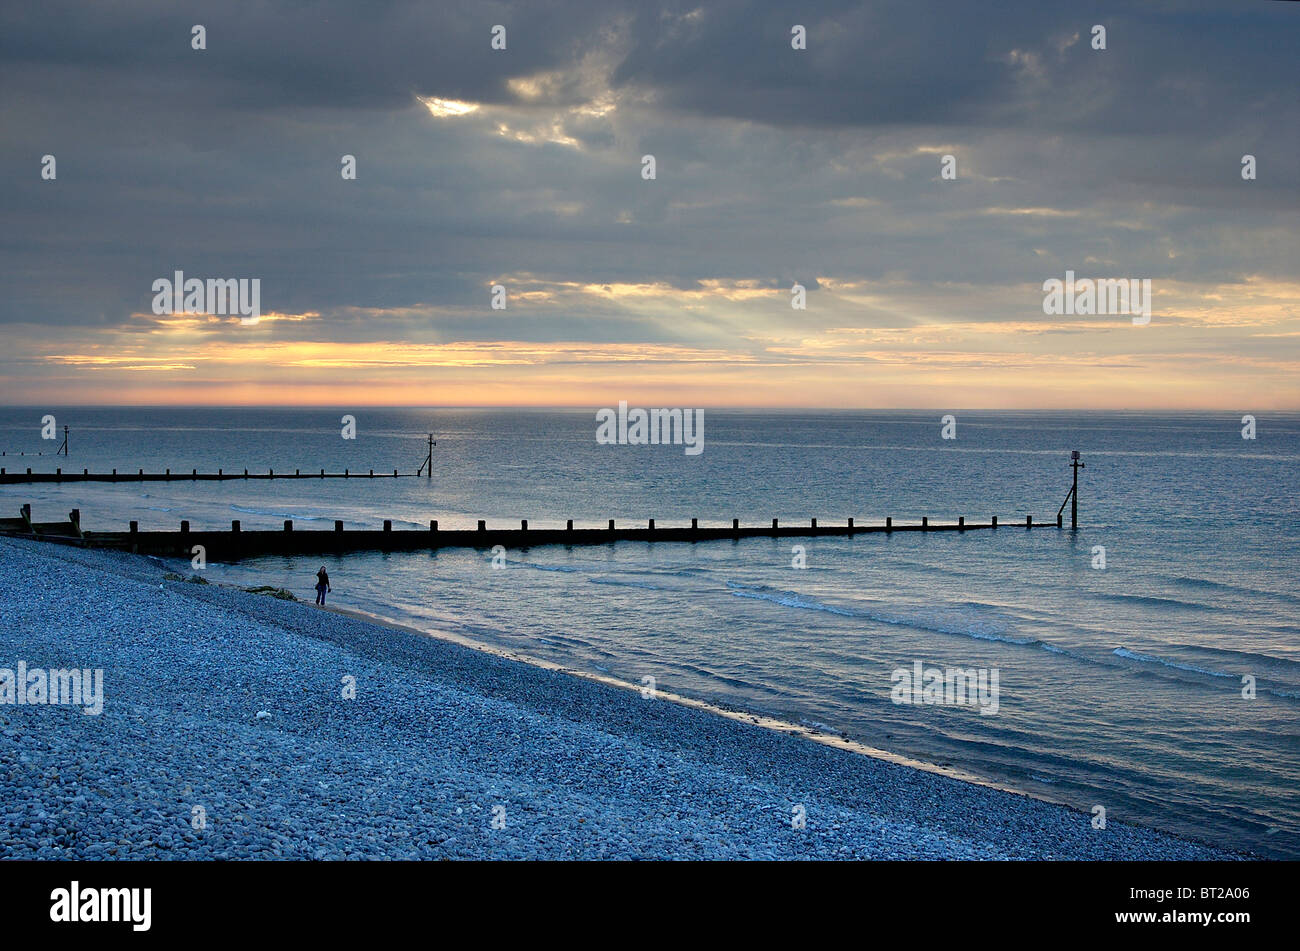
[315,566,330,605]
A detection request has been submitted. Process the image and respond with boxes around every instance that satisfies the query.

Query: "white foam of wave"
[1112,647,1300,699]
[1112,647,1234,678]
[588,577,663,591]
[229,504,327,521]
[725,581,1043,647]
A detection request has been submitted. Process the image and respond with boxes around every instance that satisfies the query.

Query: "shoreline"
[320,602,1260,859]
[319,602,1069,804]
[0,535,1247,860]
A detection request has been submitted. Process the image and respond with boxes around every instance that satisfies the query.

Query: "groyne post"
[418,434,435,478]
[1070,450,1084,530]
[6,498,1081,560]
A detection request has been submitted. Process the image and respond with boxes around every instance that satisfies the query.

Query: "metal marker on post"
[1070,450,1084,530]
[417,434,436,478]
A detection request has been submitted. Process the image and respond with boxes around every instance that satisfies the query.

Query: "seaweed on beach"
[243,585,298,601]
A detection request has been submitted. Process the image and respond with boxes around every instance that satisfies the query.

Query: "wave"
[646,565,713,578]
[798,718,844,736]
[725,581,1046,648]
[501,560,700,587]
[1165,575,1300,606]
[1177,644,1300,672]
[1112,648,1300,699]
[1112,647,1234,678]
[1101,593,1214,611]
[727,583,861,618]
[588,577,663,591]
[229,504,327,521]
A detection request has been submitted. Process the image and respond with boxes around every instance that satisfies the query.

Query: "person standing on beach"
[315,566,330,605]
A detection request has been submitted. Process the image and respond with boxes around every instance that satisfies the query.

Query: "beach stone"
[0,535,1246,861]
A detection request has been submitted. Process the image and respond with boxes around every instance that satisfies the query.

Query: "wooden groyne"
[0,467,417,485]
[0,433,438,485]
[1,505,1064,561]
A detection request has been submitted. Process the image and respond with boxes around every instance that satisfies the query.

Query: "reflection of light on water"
[11,407,1300,858]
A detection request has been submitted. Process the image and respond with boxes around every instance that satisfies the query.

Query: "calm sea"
[3,407,1298,857]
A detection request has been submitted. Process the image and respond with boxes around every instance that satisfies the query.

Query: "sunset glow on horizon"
[4,4,1297,409]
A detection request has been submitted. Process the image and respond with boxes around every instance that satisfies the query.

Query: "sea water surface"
[2,407,1298,857]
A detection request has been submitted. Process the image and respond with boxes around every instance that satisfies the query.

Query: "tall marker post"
[1070,450,1084,529]
[417,434,436,478]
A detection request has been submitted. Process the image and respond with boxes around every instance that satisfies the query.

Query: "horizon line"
[0,403,1287,414]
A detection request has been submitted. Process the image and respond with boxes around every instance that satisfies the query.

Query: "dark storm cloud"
[0,0,1296,353]
[0,0,605,110]
[611,0,1025,126]
[611,0,1299,134]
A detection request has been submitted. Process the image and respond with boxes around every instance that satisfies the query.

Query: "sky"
[1,0,1297,409]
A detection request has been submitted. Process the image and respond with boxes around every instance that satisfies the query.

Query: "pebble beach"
[0,535,1240,860]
